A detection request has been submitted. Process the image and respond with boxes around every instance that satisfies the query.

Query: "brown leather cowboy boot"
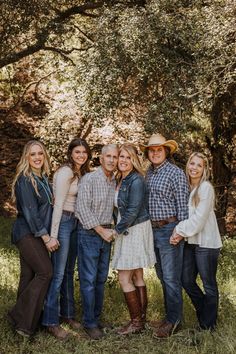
[117,290,144,335]
[135,285,148,325]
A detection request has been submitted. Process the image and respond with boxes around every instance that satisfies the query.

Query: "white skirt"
[111,219,156,270]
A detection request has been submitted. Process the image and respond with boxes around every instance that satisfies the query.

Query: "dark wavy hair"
[62,138,91,180]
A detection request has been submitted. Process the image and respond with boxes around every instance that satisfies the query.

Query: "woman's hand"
[46,237,60,252]
[111,230,118,241]
[42,235,60,252]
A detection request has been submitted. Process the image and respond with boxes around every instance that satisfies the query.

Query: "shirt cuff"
[35,227,48,237]
[75,212,100,230]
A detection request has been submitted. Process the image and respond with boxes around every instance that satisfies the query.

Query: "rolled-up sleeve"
[173,171,189,221]
[16,178,48,237]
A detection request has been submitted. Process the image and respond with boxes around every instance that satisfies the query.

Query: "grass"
[0,216,236,353]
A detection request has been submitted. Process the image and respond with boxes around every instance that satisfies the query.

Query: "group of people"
[7,133,222,341]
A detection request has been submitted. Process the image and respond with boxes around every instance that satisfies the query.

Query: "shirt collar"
[150,159,169,173]
[97,166,116,183]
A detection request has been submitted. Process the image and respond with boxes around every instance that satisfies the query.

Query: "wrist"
[43,236,51,244]
[94,225,103,235]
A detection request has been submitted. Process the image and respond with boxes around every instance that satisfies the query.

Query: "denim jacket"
[12,174,53,244]
[114,171,149,235]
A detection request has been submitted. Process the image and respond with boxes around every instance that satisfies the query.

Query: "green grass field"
[0,216,236,354]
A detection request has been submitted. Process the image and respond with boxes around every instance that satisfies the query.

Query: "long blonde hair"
[12,140,50,201]
[117,144,144,181]
[186,152,210,207]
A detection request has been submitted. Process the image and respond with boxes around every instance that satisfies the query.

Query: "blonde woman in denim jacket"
[8,140,58,337]
[112,144,156,335]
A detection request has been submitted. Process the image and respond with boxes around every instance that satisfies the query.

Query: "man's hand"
[94,226,114,243]
[170,232,184,246]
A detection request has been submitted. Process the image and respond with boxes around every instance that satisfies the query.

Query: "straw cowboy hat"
[140,133,178,154]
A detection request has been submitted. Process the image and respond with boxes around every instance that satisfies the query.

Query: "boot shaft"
[135,285,148,322]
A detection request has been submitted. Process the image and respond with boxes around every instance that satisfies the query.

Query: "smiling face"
[118,148,133,177]
[187,155,204,185]
[71,145,88,170]
[100,147,118,176]
[28,144,45,174]
[148,146,166,167]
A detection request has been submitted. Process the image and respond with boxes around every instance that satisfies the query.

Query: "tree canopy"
[0,0,235,233]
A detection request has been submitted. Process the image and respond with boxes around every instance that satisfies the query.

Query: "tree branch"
[73,25,94,45]
[0,0,148,68]
[43,45,92,55]
[7,71,57,113]
[0,1,105,69]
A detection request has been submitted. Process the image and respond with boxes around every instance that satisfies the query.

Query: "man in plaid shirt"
[75,144,118,340]
[140,133,189,338]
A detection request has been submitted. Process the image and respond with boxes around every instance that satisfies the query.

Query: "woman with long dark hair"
[42,138,91,340]
[8,140,57,337]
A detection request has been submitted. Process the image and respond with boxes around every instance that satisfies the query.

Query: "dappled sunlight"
[0,250,19,292]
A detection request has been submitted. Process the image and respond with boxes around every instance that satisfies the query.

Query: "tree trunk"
[207,83,236,235]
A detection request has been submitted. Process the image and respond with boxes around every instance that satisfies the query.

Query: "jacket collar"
[121,170,137,182]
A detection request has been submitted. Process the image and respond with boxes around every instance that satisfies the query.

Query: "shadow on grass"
[0,216,16,252]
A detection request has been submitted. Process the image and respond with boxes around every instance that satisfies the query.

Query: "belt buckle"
[151,221,160,229]
[101,224,112,229]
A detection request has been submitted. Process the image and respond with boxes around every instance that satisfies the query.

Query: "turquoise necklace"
[33,173,53,205]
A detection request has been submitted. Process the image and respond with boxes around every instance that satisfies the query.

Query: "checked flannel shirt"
[75,166,116,229]
[146,159,189,222]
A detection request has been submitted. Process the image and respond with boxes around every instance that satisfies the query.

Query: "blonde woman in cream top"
[42,138,91,340]
[175,181,222,249]
[170,152,222,331]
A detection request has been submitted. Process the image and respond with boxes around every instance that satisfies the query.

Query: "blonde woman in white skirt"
[112,144,156,335]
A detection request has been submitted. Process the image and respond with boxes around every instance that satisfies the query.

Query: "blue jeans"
[77,226,111,328]
[42,212,77,326]
[153,222,184,324]
[182,243,220,330]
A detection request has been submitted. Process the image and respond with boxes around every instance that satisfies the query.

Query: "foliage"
[1,0,234,144]
[218,237,236,282]
[0,0,235,230]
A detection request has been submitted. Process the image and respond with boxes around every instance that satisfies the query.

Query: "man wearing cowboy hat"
[140,133,189,338]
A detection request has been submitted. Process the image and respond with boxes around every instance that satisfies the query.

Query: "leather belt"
[62,210,75,217]
[101,224,112,229]
[151,217,178,229]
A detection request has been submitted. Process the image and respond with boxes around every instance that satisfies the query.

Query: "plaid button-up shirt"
[146,160,189,221]
[75,166,116,229]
